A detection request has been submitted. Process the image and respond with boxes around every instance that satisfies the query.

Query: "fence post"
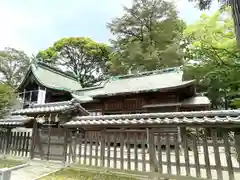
[30,119,37,159]
[62,130,68,164]
[0,168,11,180]
[148,129,158,172]
[234,129,240,166]
[4,128,12,156]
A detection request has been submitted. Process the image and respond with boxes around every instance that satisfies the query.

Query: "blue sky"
[0,0,218,55]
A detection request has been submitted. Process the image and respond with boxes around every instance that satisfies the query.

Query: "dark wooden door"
[33,127,65,161]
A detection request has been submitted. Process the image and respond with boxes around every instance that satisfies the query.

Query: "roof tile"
[64,110,240,126]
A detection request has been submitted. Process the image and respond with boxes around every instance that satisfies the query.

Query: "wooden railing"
[65,127,240,180]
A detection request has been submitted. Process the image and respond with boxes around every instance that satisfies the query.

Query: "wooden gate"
[33,127,65,161]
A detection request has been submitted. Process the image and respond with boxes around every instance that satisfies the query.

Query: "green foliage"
[0,83,15,117]
[107,0,186,75]
[183,8,240,109]
[37,37,111,87]
[0,47,30,88]
[188,0,240,47]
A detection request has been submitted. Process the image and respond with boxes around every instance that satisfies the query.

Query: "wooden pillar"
[148,129,158,172]
[47,124,51,160]
[30,119,37,159]
[62,129,68,164]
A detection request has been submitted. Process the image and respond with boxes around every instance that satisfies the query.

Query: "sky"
[0,0,219,55]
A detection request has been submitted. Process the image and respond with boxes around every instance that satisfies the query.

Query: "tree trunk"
[231,0,240,48]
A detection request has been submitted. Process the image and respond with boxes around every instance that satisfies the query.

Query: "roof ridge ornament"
[31,56,39,69]
[110,66,183,80]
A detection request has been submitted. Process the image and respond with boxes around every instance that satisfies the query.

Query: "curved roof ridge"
[112,66,182,80]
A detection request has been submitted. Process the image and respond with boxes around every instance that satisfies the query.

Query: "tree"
[188,0,240,46]
[107,0,186,75]
[183,8,240,109]
[37,37,111,87]
[0,83,15,118]
[0,47,30,88]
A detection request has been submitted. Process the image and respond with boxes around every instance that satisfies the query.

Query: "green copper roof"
[18,61,82,92]
[75,68,195,98]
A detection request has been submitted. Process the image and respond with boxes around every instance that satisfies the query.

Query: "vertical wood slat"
[11,132,16,155]
[95,133,99,166]
[174,133,180,176]
[68,132,73,163]
[223,131,235,180]
[47,128,51,160]
[2,131,7,154]
[0,131,3,152]
[202,129,212,179]
[12,132,17,156]
[212,130,223,180]
[62,131,68,163]
[134,133,138,171]
[72,134,77,163]
[15,132,20,156]
[1,131,4,153]
[78,133,82,164]
[234,132,240,167]
[127,132,131,170]
[18,132,23,156]
[100,131,105,167]
[113,133,117,169]
[84,133,88,165]
[9,132,14,155]
[166,133,171,175]
[2,131,6,153]
[120,132,124,170]
[157,135,162,173]
[30,120,37,159]
[141,133,146,172]
[182,128,190,176]
[6,130,12,155]
[107,134,111,168]
[21,132,27,157]
[3,131,6,153]
[148,130,157,172]
[89,132,93,166]
[25,132,30,157]
[192,132,201,178]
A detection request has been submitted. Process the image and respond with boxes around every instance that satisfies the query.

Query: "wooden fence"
[0,125,239,180]
[65,127,240,180]
[0,129,31,158]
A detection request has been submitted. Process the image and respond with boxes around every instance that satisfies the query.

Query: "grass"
[40,168,137,180]
[0,158,24,168]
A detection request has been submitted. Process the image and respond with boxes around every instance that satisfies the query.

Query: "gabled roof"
[74,67,195,99]
[18,61,82,92]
